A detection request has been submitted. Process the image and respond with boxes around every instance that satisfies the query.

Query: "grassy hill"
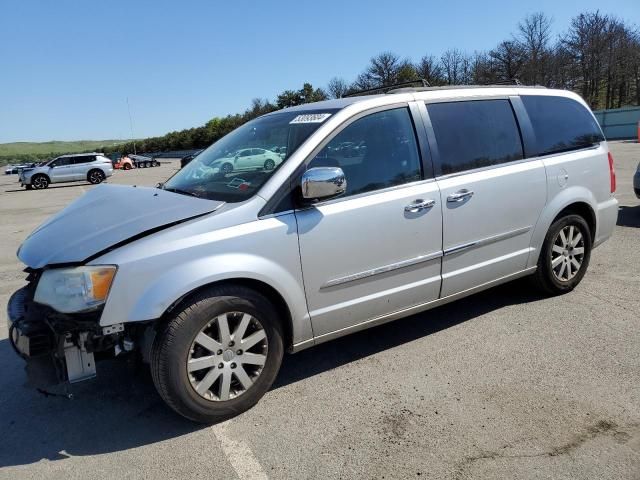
[0,140,127,165]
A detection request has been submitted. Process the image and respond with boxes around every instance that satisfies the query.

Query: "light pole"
[126,97,137,155]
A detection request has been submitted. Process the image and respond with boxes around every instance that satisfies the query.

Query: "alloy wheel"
[33,176,47,189]
[550,225,585,282]
[187,311,268,402]
[89,171,104,184]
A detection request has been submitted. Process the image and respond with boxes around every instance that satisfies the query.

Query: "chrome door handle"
[404,199,435,213]
[447,189,474,203]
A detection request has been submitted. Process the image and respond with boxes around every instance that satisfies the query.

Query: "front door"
[296,106,443,338]
[48,157,75,183]
[424,99,547,297]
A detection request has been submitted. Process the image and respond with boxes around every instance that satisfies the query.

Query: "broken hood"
[18,184,223,269]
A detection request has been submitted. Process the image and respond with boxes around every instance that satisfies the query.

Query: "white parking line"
[212,421,268,480]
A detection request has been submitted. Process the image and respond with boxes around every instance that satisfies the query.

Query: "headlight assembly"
[34,266,117,313]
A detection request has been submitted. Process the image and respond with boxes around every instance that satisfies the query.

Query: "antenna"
[126,97,137,155]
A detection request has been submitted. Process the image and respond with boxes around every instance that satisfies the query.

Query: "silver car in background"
[19,152,113,189]
[8,86,618,422]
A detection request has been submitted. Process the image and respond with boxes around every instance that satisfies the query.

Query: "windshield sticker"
[289,113,332,124]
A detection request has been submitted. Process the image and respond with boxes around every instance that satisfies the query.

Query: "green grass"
[0,139,128,166]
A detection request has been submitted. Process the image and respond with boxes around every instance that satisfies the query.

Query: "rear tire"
[531,214,591,295]
[123,163,131,171]
[151,285,284,423]
[88,169,105,184]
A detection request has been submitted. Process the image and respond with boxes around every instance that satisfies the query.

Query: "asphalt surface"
[0,145,638,479]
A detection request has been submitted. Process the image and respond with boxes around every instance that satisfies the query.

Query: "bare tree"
[415,55,445,85]
[516,12,553,85]
[489,41,525,82]
[441,49,467,84]
[326,77,349,98]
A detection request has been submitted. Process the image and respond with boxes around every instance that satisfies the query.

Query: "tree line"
[4,10,638,163]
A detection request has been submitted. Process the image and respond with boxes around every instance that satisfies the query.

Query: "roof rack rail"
[388,82,546,94]
[343,79,430,97]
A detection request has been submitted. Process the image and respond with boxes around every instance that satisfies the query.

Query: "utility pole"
[126,97,137,154]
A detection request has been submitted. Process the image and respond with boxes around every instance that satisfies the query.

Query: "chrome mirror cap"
[301,167,347,202]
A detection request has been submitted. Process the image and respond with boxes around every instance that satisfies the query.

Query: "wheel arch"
[159,278,295,351]
[551,202,596,243]
[86,167,105,181]
[527,187,598,268]
[31,172,50,183]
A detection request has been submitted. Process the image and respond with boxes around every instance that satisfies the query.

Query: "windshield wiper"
[163,186,201,198]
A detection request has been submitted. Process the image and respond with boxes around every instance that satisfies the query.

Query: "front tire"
[531,214,592,295]
[151,285,284,423]
[220,163,233,175]
[264,159,276,170]
[31,174,49,189]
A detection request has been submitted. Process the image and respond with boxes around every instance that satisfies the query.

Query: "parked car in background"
[5,163,35,175]
[634,161,640,198]
[114,155,134,170]
[130,154,160,168]
[201,147,283,175]
[19,153,113,189]
[8,86,617,423]
[181,150,204,169]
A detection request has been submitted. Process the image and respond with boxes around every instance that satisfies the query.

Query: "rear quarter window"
[521,95,604,156]
[426,99,524,176]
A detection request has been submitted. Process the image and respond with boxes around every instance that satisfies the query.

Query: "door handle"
[447,189,474,203]
[404,199,436,213]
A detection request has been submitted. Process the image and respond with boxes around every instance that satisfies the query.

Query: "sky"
[1,0,638,143]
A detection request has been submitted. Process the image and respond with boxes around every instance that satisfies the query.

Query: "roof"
[58,152,103,157]
[269,85,557,115]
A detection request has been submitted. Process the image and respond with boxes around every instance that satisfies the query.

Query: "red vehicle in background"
[114,155,134,170]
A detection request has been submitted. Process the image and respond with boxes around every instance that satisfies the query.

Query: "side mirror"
[301,167,347,202]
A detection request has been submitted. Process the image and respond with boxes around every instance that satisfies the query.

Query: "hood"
[18,184,224,269]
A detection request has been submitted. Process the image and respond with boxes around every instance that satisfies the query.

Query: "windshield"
[163,109,338,202]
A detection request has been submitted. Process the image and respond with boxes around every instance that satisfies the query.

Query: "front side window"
[521,95,604,156]
[308,107,422,197]
[427,100,524,176]
[51,157,71,167]
[163,109,337,202]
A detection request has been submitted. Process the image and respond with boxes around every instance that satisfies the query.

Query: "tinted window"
[52,157,72,166]
[72,155,93,165]
[308,107,422,197]
[427,100,523,175]
[521,95,604,156]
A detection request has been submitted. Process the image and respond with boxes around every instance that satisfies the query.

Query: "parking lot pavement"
[0,146,638,480]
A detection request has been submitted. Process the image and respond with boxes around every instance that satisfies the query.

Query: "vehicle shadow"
[4,183,94,193]
[617,205,640,228]
[0,279,543,467]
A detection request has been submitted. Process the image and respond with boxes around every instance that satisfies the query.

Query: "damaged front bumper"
[7,280,126,390]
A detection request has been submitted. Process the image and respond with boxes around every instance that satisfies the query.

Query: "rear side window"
[521,95,604,156]
[72,155,93,165]
[426,100,524,175]
[308,107,422,197]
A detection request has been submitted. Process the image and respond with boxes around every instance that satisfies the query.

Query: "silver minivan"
[8,86,618,422]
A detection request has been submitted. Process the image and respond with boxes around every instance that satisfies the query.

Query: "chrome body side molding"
[321,250,444,289]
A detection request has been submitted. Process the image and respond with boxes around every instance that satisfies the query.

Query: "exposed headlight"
[34,266,117,313]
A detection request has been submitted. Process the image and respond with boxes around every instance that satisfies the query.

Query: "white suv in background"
[19,153,113,189]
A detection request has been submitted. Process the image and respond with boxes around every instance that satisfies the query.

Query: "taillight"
[607,152,616,193]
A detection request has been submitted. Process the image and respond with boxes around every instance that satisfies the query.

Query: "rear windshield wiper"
[162,187,201,198]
